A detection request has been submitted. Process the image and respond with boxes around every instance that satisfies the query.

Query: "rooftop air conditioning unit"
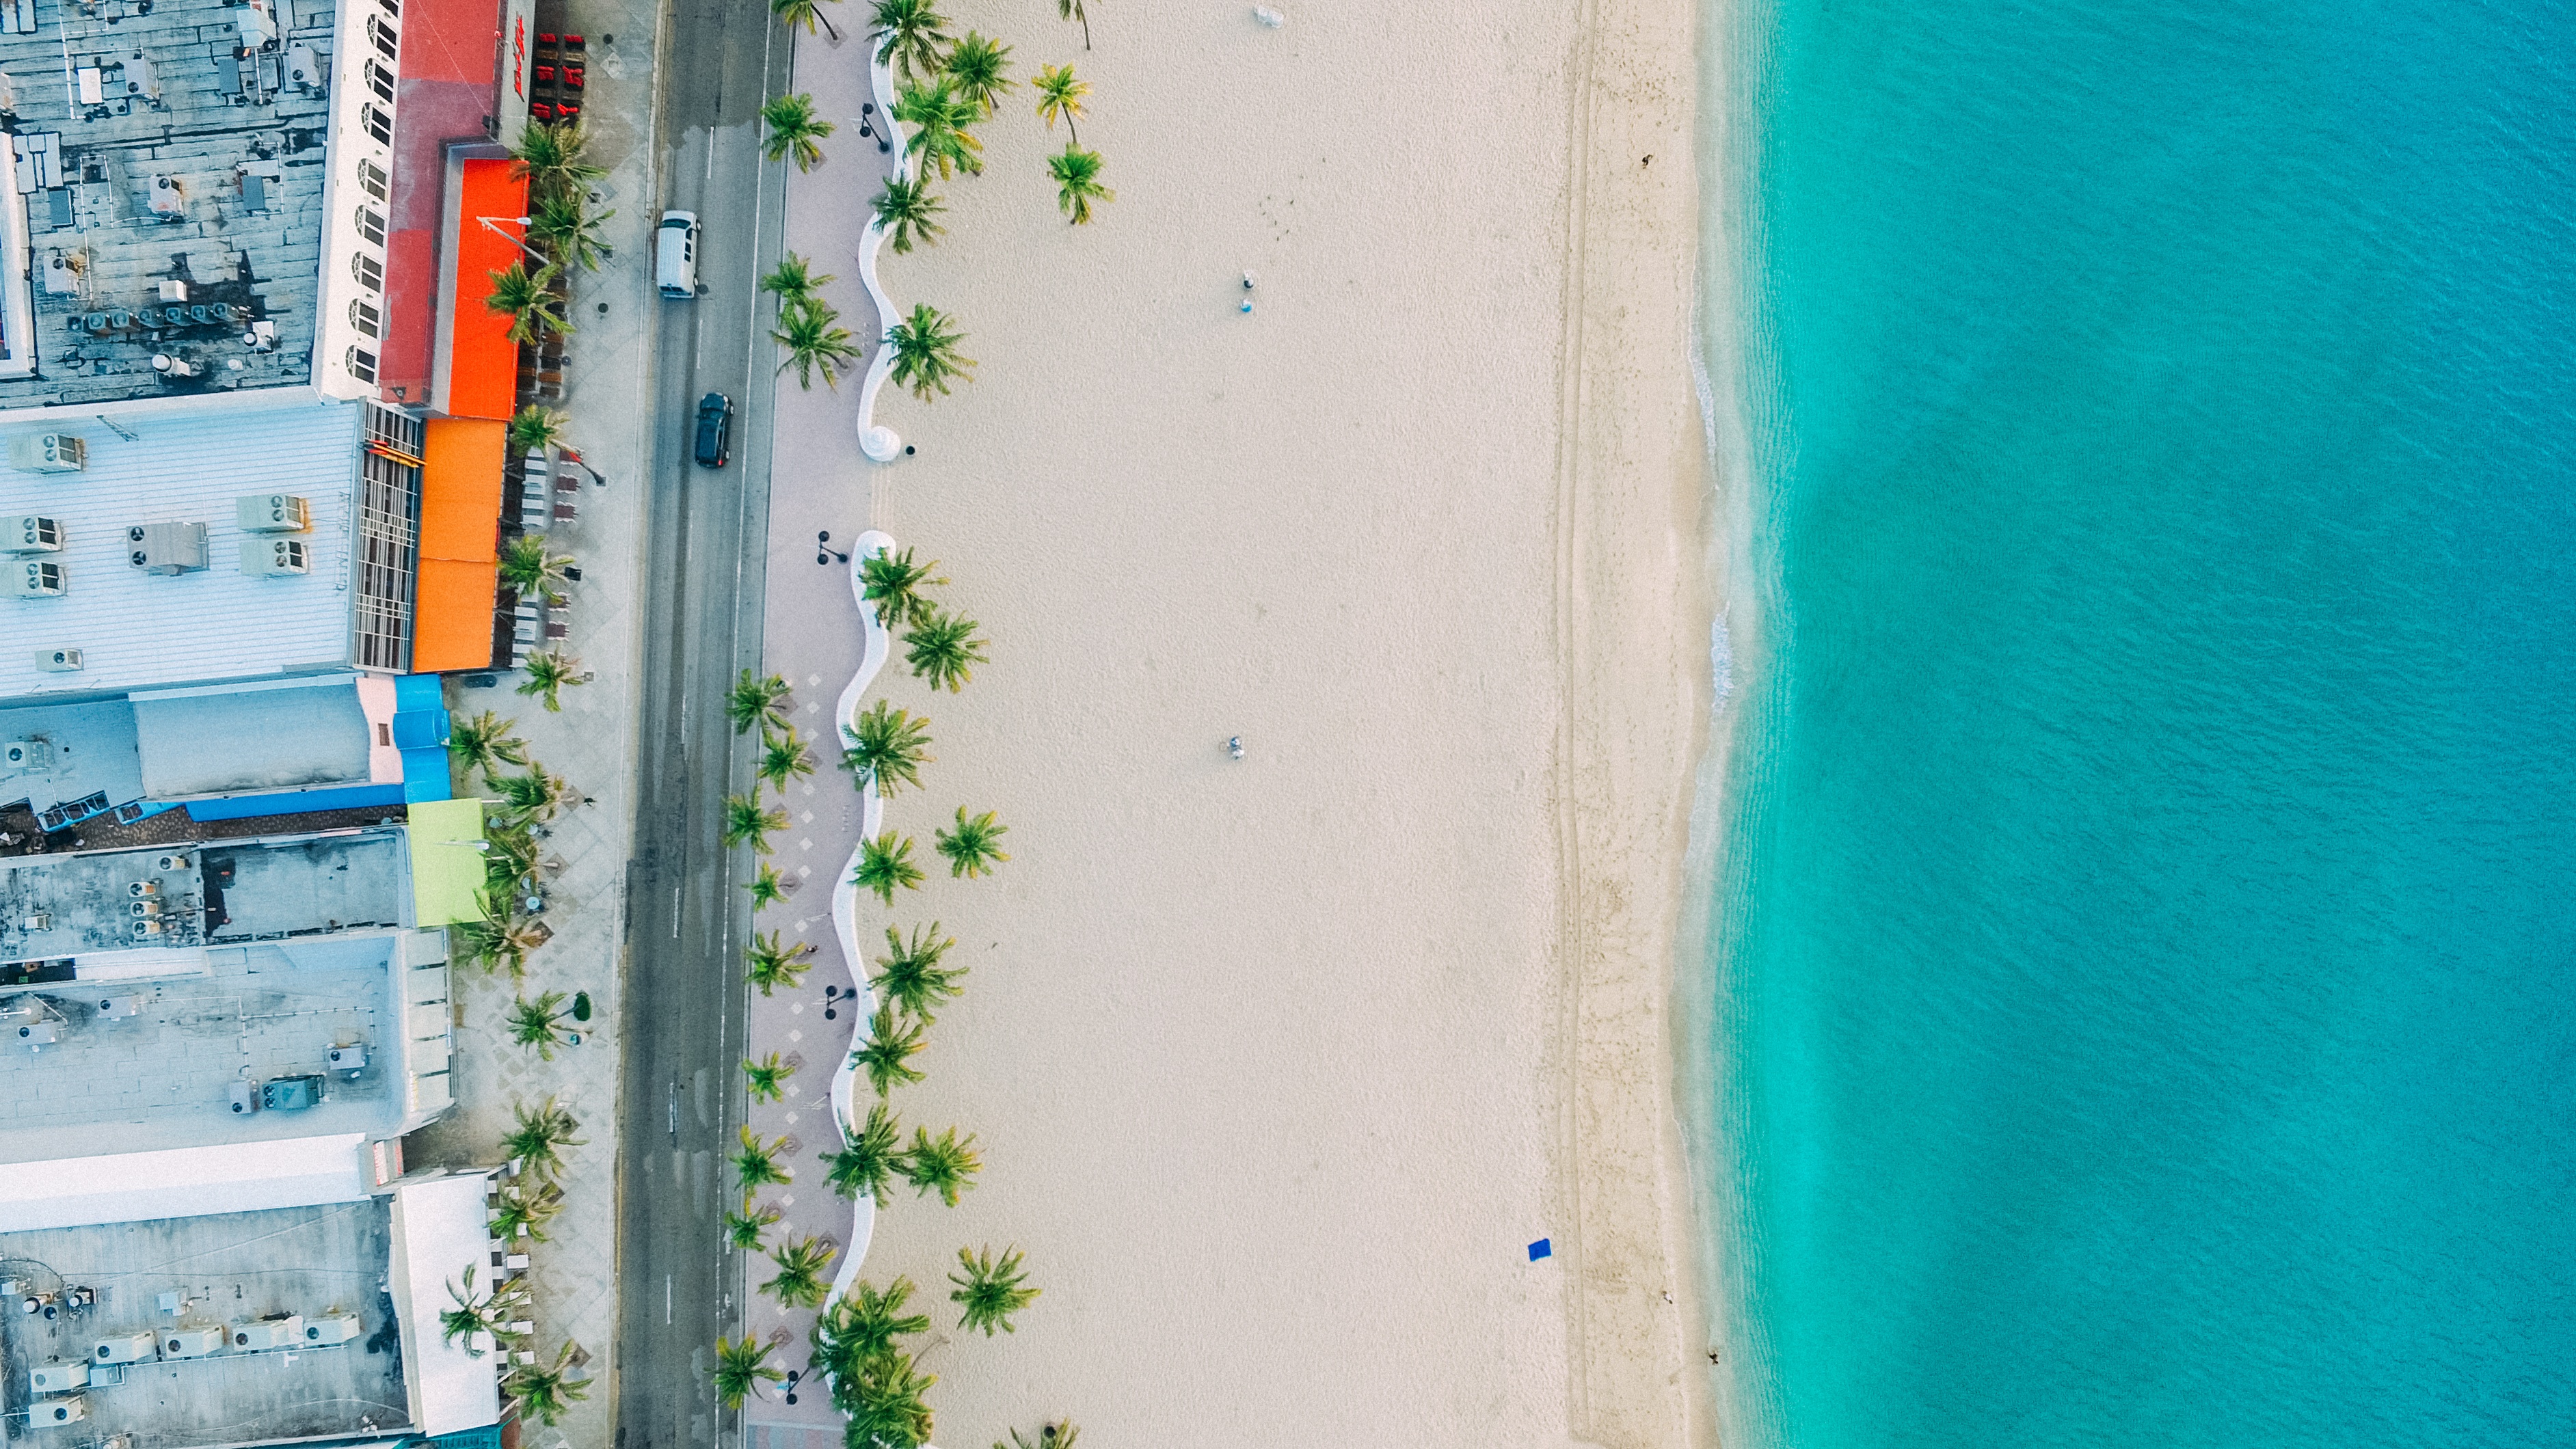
[93,1333,156,1365]
[227,1081,259,1115]
[159,854,192,871]
[35,649,83,673]
[131,899,163,918]
[3,740,38,768]
[237,494,310,533]
[129,522,209,575]
[301,1313,361,1346]
[229,1316,301,1351]
[7,516,62,553]
[129,880,159,898]
[163,1327,224,1359]
[36,1396,87,1426]
[29,1362,88,1394]
[240,538,309,576]
[327,1044,366,1072]
[8,434,86,473]
[130,919,165,938]
[15,914,48,932]
[96,997,141,1020]
[7,560,65,597]
[16,1023,59,1046]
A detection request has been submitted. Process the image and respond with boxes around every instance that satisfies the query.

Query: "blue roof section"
[182,781,405,821]
[393,673,452,804]
[393,673,446,712]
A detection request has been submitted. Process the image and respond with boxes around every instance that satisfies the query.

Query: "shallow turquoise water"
[1704,1,2575,1445]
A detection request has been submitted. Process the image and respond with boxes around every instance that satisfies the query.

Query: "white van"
[656,211,699,299]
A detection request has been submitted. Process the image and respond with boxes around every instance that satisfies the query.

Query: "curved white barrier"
[824,530,896,1303]
[852,38,910,463]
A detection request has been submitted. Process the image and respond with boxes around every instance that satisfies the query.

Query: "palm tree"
[872,923,965,1021]
[728,669,794,735]
[935,807,1009,878]
[508,991,575,1059]
[841,1348,937,1447]
[841,701,933,795]
[1056,0,1090,51]
[760,252,833,308]
[1048,146,1114,225]
[529,188,613,273]
[853,832,924,905]
[761,93,834,172]
[949,1244,1038,1336]
[712,1334,784,1409]
[898,1124,979,1206]
[509,119,606,198]
[487,260,572,344]
[855,1003,926,1096]
[446,710,528,782]
[858,545,945,628]
[725,1197,782,1252]
[724,792,791,854]
[440,1267,503,1355]
[1033,62,1089,144]
[894,78,983,180]
[515,649,587,711]
[884,303,976,399]
[769,0,840,41]
[499,534,574,604]
[998,1422,1082,1449]
[757,726,816,789]
[814,1278,930,1377]
[494,766,575,824]
[489,1183,562,1243]
[734,1126,794,1191]
[774,297,862,390]
[903,606,987,690]
[456,906,550,979]
[944,30,1013,115]
[745,1051,796,1103]
[507,405,571,454]
[745,861,793,912]
[503,1098,585,1179]
[870,0,953,81]
[822,1101,903,1207]
[763,1235,839,1310]
[871,175,948,255]
[745,930,814,997]
[504,1341,591,1427]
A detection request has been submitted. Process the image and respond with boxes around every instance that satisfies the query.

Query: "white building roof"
[0,1131,371,1232]
[0,392,365,705]
[390,1172,505,1436]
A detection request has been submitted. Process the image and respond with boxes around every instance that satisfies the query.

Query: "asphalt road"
[613,5,793,1448]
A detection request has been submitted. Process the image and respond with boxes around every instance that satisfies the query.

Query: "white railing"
[852,40,909,463]
[824,528,896,1301]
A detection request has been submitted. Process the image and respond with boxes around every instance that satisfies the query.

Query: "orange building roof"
[444,159,529,422]
[411,418,507,672]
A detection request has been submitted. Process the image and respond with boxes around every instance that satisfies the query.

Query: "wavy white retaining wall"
[852,40,910,464]
[824,529,896,1305]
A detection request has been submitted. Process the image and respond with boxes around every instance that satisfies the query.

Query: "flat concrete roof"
[133,678,373,798]
[0,393,368,707]
[0,1201,413,1449]
[0,0,342,408]
[0,698,144,819]
[0,828,408,964]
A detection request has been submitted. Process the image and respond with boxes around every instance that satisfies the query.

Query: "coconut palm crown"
[885,303,976,400]
[822,1101,904,1208]
[949,1243,1039,1336]
[1033,62,1088,144]
[871,0,954,81]
[944,30,1014,115]
[903,606,988,691]
[872,175,948,255]
[727,669,794,735]
[872,923,965,1021]
[856,1003,928,1096]
[1048,145,1114,225]
[775,297,863,390]
[898,1124,979,1206]
[894,78,984,180]
[935,807,1009,878]
[712,1334,785,1409]
[853,832,925,905]
[762,92,835,172]
[842,700,933,796]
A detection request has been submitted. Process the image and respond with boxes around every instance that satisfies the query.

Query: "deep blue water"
[1704,1,2576,1445]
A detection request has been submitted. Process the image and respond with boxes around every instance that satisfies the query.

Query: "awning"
[405,798,488,925]
[412,419,505,672]
[436,157,528,421]
[388,1172,503,1436]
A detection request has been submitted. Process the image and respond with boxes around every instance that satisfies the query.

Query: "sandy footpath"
[816,0,1716,1441]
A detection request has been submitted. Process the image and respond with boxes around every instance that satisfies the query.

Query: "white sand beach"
[796,0,1718,1440]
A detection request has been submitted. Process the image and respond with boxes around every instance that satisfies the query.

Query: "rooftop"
[0,828,408,970]
[0,393,369,705]
[0,1201,414,1449]
[0,0,343,408]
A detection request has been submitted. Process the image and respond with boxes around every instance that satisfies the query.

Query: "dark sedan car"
[693,392,734,468]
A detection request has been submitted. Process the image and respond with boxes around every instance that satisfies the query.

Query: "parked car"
[656,211,700,299]
[694,392,734,468]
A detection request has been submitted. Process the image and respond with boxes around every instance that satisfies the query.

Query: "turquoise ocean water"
[1702,1,2574,1445]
